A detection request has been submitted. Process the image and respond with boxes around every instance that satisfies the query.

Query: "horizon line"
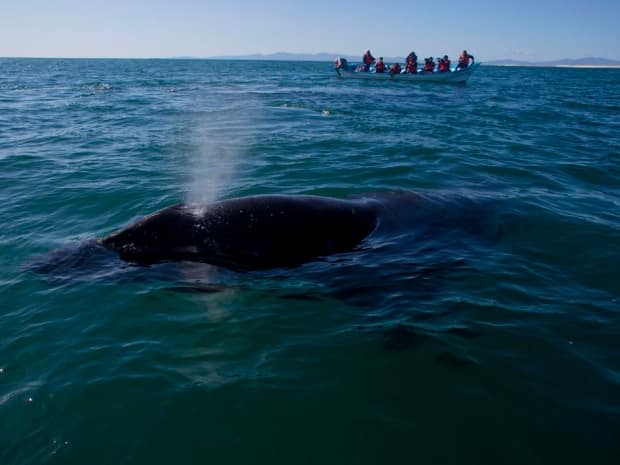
[2,54,620,64]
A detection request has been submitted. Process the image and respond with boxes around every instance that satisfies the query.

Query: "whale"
[99,194,385,271]
[29,191,498,361]
[30,190,499,279]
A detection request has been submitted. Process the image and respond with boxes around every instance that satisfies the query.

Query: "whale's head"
[100,204,204,264]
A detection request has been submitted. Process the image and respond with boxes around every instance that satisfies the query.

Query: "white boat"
[335,61,480,83]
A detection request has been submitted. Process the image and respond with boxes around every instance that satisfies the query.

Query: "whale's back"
[101,195,378,270]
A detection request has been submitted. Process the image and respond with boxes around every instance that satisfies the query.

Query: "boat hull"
[336,63,480,83]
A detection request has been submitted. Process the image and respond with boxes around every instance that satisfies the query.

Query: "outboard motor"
[335,56,349,70]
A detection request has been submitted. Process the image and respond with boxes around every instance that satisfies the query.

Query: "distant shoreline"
[487,63,620,69]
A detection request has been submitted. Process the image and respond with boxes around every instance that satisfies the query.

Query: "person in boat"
[362,49,375,72]
[438,56,450,73]
[405,60,417,74]
[375,57,386,73]
[389,62,402,75]
[456,50,475,70]
[405,54,418,74]
[423,57,435,73]
[443,55,451,71]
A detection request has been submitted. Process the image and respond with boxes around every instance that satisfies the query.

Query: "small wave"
[78,82,112,93]
[277,103,331,116]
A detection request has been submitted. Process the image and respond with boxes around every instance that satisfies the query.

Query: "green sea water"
[1,58,619,464]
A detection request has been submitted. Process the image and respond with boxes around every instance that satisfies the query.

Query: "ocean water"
[1,58,619,464]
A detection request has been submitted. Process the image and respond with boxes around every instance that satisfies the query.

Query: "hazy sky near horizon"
[1,0,619,60]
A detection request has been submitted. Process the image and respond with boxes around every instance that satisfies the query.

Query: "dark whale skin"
[100,195,380,270]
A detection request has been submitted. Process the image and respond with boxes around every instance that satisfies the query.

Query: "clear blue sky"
[1,0,619,60]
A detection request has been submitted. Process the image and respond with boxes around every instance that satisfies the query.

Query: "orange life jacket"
[423,61,434,72]
[459,54,470,66]
[390,63,401,74]
[406,61,417,73]
[363,53,374,65]
[375,61,386,72]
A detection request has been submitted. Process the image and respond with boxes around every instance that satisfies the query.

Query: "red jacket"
[459,54,471,67]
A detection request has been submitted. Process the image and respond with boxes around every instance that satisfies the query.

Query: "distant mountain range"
[200,53,620,67]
